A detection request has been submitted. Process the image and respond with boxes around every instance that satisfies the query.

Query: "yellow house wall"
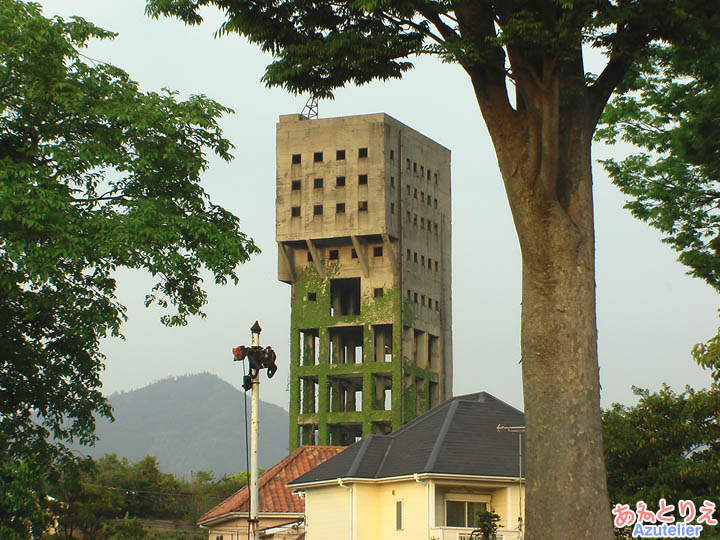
[305,485,352,540]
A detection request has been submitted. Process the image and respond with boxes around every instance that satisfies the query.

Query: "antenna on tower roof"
[301,95,319,119]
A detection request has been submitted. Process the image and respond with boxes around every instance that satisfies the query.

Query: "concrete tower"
[276,113,452,450]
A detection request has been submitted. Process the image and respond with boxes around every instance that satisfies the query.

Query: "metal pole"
[250,321,262,540]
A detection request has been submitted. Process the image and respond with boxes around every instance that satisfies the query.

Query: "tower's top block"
[276,113,450,243]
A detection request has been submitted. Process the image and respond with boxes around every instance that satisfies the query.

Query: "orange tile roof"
[198,446,346,524]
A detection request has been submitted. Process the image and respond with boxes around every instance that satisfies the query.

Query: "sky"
[40,1,716,412]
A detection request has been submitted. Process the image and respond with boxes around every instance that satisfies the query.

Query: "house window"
[314,151,323,162]
[291,180,301,190]
[314,177,323,188]
[359,147,368,158]
[336,176,346,186]
[313,204,323,215]
[396,500,403,531]
[336,149,346,160]
[292,154,301,164]
[291,206,300,217]
[336,202,345,214]
[359,201,368,211]
[446,500,488,528]
[358,174,368,185]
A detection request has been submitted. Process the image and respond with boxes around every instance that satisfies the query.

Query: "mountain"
[76,373,289,478]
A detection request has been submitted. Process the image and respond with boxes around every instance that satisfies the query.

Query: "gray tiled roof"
[289,392,525,485]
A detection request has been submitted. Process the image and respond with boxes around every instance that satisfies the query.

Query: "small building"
[288,392,526,540]
[198,446,345,540]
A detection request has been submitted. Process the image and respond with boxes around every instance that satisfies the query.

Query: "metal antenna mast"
[301,95,319,119]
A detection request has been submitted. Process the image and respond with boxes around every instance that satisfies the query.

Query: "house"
[198,446,345,540]
[288,392,526,540]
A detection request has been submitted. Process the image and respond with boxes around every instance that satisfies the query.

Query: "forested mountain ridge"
[75,373,289,477]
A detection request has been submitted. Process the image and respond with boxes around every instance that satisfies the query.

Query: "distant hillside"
[75,373,289,478]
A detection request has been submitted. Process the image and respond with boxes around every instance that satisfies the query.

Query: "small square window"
[358,174,368,185]
[336,176,346,186]
[336,149,346,160]
[291,206,300,217]
[308,292,317,301]
[314,178,323,188]
[359,201,368,211]
[390,203,395,214]
[374,288,383,298]
[359,147,368,158]
[292,154,301,164]
[390,149,395,160]
[336,202,345,214]
[351,249,358,259]
[313,204,323,215]
[314,151,323,162]
[373,246,383,257]
[329,250,339,260]
[390,176,395,187]
[291,180,301,190]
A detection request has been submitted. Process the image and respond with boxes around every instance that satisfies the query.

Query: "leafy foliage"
[0,0,258,530]
[596,43,720,291]
[603,385,720,510]
[47,453,252,540]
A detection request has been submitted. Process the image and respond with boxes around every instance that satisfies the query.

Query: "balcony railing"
[430,527,521,540]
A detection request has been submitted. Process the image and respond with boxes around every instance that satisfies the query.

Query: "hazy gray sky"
[41,1,716,412]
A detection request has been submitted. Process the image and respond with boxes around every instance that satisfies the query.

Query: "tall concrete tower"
[276,113,452,450]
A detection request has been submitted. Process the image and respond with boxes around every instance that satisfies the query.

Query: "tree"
[145,0,720,538]
[0,1,258,532]
[603,385,720,538]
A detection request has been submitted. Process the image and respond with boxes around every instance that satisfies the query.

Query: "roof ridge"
[423,399,459,471]
[374,435,395,478]
[387,398,455,437]
[347,436,374,477]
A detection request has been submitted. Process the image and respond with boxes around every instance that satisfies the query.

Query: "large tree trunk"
[472,71,615,539]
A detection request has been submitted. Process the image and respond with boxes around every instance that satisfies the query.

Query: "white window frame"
[444,494,491,528]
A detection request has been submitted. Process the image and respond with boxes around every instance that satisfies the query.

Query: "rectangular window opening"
[358,201,368,211]
[330,277,361,316]
[314,177,323,188]
[313,204,323,215]
[351,248,358,259]
[390,149,395,160]
[329,249,339,260]
[314,151,323,162]
[336,149,346,160]
[336,176,346,186]
[307,292,317,302]
[291,180,301,190]
[396,500,403,531]
[359,147,368,158]
[358,174,368,185]
[291,206,300,217]
[329,325,364,364]
[390,176,395,187]
[301,329,320,366]
[390,202,395,214]
[336,202,346,214]
[374,287,383,298]
[373,246,383,257]
[373,325,392,362]
[292,154,301,164]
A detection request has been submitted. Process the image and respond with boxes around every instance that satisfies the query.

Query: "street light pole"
[497,425,525,538]
[233,322,277,540]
